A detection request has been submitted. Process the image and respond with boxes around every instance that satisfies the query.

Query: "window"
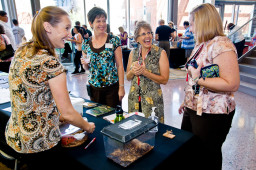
[129,0,167,37]
[15,0,33,40]
[40,0,86,27]
[109,0,127,36]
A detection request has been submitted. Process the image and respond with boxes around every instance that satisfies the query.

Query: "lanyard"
[186,44,204,82]
[137,47,151,102]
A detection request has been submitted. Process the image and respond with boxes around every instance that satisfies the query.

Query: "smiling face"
[90,15,106,34]
[45,15,71,49]
[137,27,153,49]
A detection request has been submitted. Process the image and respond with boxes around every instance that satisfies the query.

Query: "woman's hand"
[188,62,203,80]
[132,61,145,76]
[178,103,185,114]
[85,122,95,133]
[118,86,125,101]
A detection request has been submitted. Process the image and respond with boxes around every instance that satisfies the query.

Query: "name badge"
[105,43,113,49]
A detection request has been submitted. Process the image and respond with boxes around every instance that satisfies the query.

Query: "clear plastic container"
[101,115,157,167]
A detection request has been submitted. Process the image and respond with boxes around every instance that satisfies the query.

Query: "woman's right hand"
[86,122,95,133]
[178,103,185,114]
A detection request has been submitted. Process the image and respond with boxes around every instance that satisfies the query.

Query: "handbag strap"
[185,44,204,67]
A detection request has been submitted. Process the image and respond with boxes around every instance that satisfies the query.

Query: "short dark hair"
[74,26,81,33]
[0,24,5,34]
[87,7,107,24]
[12,19,18,25]
[75,21,80,26]
[183,21,189,26]
[0,11,7,17]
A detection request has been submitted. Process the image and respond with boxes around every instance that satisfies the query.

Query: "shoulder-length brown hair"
[190,3,225,44]
[20,6,68,56]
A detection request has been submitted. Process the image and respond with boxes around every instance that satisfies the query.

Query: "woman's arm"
[122,32,128,41]
[48,73,95,133]
[114,46,125,101]
[171,31,177,42]
[81,51,89,70]
[0,36,6,51]
[142,50,170,85]
[190,51,240,92]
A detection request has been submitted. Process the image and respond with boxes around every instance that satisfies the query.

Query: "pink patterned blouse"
[184,36,237,115]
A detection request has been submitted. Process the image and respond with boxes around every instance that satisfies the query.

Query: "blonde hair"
[190,3,224,44]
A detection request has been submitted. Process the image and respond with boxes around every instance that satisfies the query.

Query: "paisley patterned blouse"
[184,36,237,115]
[128,45,164,123]
[5,45,65,153]
[82,34,121,87]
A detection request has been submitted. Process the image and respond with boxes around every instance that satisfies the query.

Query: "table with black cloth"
[0,99,201,170]
[169,47,186,68]
[122,49,131,72]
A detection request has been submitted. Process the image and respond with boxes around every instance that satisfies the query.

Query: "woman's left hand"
[118,86,125,101]
[188,62,203,80]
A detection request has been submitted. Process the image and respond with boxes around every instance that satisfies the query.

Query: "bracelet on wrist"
[119,85,124,87]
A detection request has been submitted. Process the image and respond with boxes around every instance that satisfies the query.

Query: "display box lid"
[101,115,157,143]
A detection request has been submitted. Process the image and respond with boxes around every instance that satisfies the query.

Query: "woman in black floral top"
[81,7,125,107]
[126,21,169,123]
[5,6,95,160]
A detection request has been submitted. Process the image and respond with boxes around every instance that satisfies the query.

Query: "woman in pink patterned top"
[178,3,240,169]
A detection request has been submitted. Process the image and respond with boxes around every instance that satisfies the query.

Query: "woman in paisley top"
[178,4,240,169]
[126,21,169,123]
[81,7,125,107]
[5,6,95,157]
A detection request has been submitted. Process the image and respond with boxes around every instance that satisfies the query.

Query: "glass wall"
[14,0,33,40]
[129,0,167,37]
[109,0,127,36]
[222,4,255,37]
[40,0,86,27]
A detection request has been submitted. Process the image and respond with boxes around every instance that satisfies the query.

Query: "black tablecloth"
[169,48,186,68]
[0,100,200,169]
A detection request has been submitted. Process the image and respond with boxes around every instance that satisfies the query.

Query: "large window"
[129,0,167,37]
[222,4,255,37]
[109,0,127,36]
[40,0,86,27]
[15,0,33,40]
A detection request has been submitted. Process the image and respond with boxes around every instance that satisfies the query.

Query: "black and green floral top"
[82,34,121,87]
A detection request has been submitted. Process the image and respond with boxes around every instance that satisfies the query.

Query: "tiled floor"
[66,65,256,170]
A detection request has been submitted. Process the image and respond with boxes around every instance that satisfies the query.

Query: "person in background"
[227,23,245,58]
[5,6,95,169]
[118,26,128,46]
[178,3,240,169]
[82,24,92,40]
[81,7,125,108]
[126,21,169,123]
[67,26,85,74]
[12,19,25,47]
[71,21,86,38]
[155,19,173,59]
[180,21,195,62]
[168,21,177,42]
[0,24,13,72]
[0,10,16,50]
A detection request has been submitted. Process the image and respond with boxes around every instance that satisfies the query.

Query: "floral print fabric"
[5,46,65,153]
[184,36,237,114]
[128,45,164,123]
[82,34,121,87]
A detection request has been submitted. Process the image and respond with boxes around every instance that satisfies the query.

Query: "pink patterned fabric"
[184,36,237,114]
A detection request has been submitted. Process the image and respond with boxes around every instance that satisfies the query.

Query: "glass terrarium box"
[101,115,157,167]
